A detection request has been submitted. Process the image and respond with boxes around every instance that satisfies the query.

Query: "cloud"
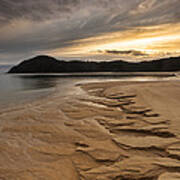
[0,0,138,25]
[0,0,180,63]
[104,50,148,57]
[0,0,81,24]
[130,0,157,15]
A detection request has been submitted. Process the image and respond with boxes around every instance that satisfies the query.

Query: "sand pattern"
[62,82,180,180]
[0,81,180,179]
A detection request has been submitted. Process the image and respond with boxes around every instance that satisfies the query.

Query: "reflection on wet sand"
[0,73,176,108]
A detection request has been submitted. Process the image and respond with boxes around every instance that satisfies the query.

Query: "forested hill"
[8,55,180,73]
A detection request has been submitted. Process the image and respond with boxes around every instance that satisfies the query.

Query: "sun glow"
[94,34,180,52]
[46,23,180,61]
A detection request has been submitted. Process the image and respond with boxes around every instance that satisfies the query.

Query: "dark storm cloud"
[0,0,137,24]
[0,0,180,63]
[0,0,80,24]
[105,50,148,57]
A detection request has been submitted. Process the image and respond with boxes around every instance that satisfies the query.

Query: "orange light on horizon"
[44,23,180,61]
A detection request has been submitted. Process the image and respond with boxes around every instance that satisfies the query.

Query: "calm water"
[0,72,178,109]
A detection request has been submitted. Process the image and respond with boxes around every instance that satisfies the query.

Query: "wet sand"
[0,80,180,179]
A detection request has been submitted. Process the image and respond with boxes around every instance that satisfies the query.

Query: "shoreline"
[0,72,178,113]
[0,79,175,113]
[0,87,57,114]
[0,80,180,179]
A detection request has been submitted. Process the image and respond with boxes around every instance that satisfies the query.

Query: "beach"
[0,80,180,180]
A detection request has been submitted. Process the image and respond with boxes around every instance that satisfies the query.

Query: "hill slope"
[8,55,180,73]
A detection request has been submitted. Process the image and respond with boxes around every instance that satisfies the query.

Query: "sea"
[0,70,179,109]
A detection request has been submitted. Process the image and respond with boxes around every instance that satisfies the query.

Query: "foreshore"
[0,80,180,179]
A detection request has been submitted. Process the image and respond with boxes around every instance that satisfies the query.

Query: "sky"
[0,0,180,64]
